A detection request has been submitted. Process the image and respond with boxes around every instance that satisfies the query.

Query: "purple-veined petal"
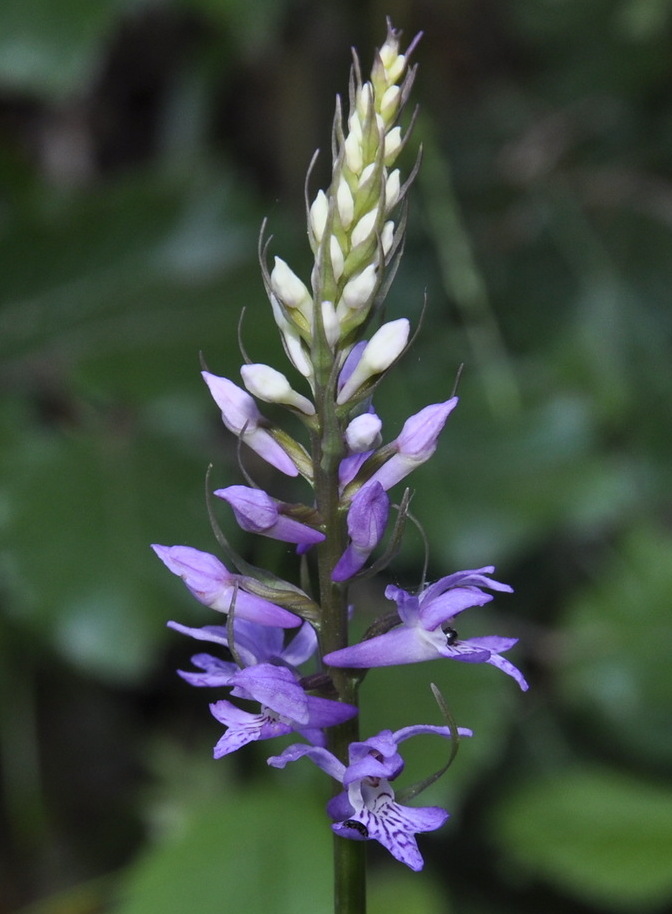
[209,701,291,757]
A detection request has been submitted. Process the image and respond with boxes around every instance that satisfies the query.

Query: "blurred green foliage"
[1,1,672,913]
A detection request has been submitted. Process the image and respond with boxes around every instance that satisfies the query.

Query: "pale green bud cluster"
[261,22,420,393]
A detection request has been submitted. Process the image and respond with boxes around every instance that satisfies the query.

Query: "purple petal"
[177,653,239,687]
[418,587,494,630]
[215,485,324,545]
[324,626,440,668]
[154,544,300,628]
[485,653,529,691]
[384,585,422,626]
[393,723,474,745]
[362,799,449,871]
[435,641,492,663]
[466,635,519,653]
[281,620,318,666]
[266,743,346,781]
[202,371,299,477]
[209,702,291,757]
[304,696,358,728]
[228,664,309,723]
[420,567,512,605]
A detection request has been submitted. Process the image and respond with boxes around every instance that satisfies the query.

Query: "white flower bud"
[380,85,401,122]
[269,295,313,380]
[320,300,340,348]
[337,318,410,404]
[337,178,355,228]
[241,363,315,416]
[271,257,313,313]
[338,264,378,314]
[381,220,395,257]
[345,413,383,452]
[384,127,402,164]
[385,53,406,84]
[351,207,379,248]
[344,131,363,174]
[356,83,373,121]
[378,40,399,69]
[330,235,345,280]
[309,190,328,243]
[385,169,401,210]
[348,111,363,139]
[358,163,376,188]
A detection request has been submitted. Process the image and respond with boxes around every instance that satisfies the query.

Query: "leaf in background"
[491,766,672,911]
[0,0,132,100]
[557,521,672,766]
[113,785,331,914]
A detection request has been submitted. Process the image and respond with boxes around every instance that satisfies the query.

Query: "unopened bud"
[380,85,401,122]
[385,169,401,210]
[337,178,355,228]
[344,131,363,174]
[385,53,406,84]
[384,127,402,165]
[345,413,383,452]
[330,235,345,280]
[351,207,379,248]
[356,83,373,122]
[241,363,315,416]
[309,190,328,243]
[271,257,313,313]
[320,300,340,348]
[337,318,409,404]
[358,163,376,189]
[381,220,395,257]
[338,263,378,314]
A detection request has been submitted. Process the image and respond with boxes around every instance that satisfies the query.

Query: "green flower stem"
[312,364,366,914]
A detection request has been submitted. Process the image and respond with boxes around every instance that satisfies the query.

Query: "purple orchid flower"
[202,371,299,476]
[209,663,358,756]
[152,544,300,628]
[323,567,528,690]
[166,616,318,687]
[332,481,390,581]
[214,485,325,546]
[268,723,472,870]
[368,398,458,491]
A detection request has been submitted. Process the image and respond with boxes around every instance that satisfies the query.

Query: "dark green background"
[1,1,671,912]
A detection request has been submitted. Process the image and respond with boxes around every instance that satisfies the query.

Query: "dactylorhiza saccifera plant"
[153,21,527,914]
